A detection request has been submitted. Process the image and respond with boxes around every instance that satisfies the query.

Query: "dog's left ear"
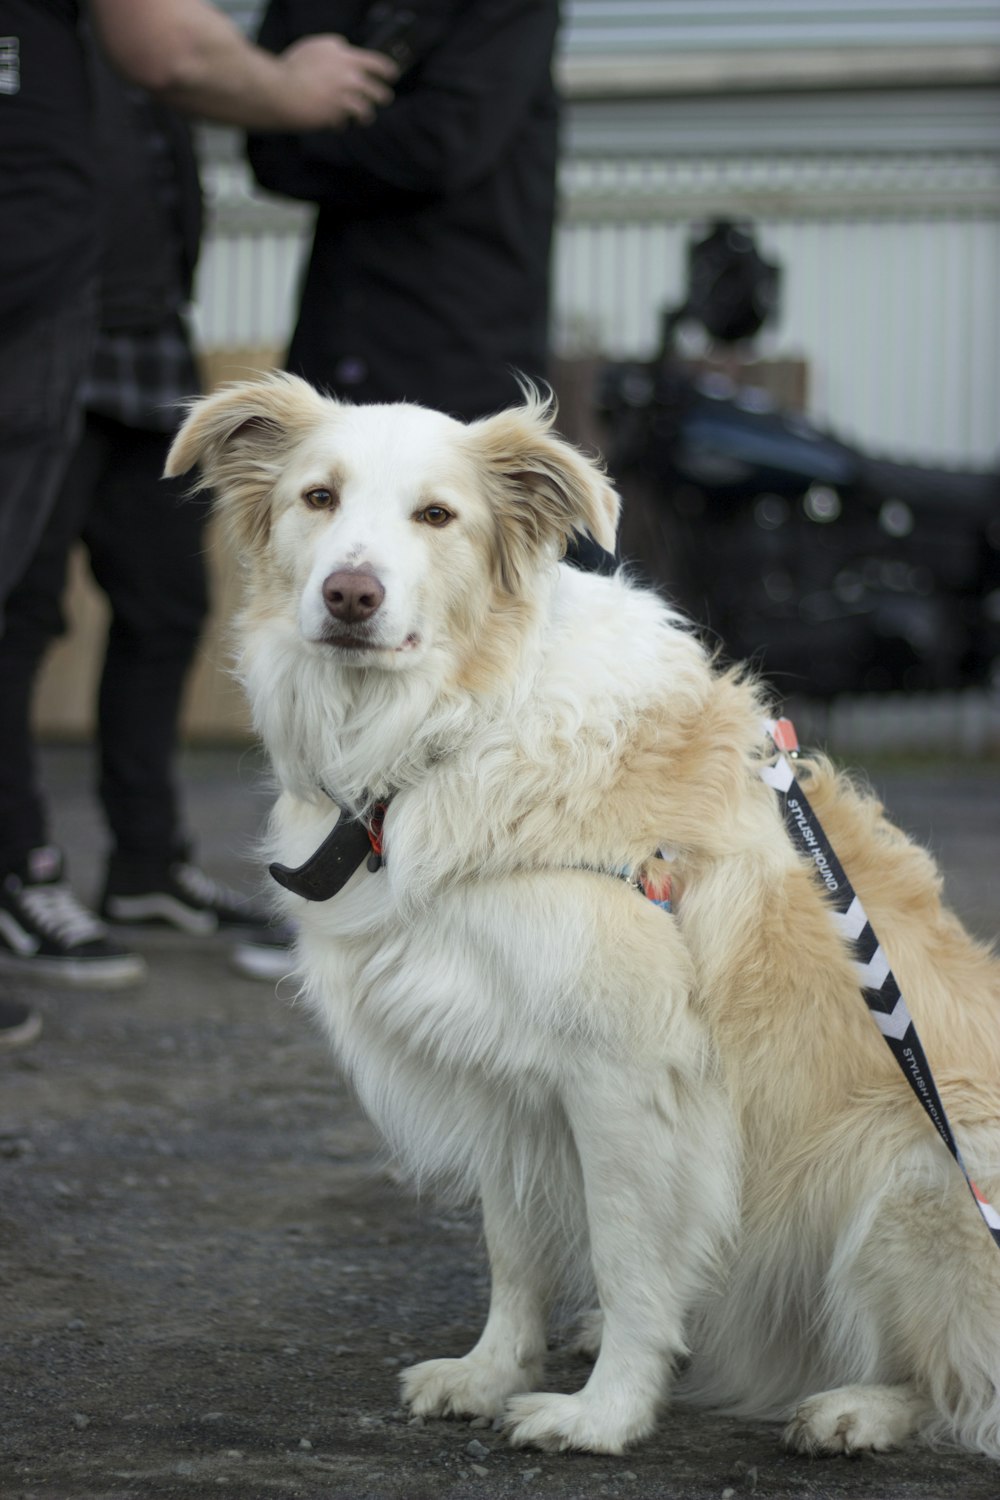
[468,391,620,592]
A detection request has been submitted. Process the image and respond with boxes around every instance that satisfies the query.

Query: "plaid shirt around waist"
[82,308,201,434]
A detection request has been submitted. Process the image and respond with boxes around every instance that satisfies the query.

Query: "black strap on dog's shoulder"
[269,801,386,902]
[761,719,1000,1252]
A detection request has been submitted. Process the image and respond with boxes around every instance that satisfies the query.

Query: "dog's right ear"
[165,373,328,553]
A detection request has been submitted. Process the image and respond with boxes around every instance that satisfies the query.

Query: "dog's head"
[166,373,619,674]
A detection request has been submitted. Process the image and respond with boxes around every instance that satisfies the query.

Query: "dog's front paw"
[783,1384,924,1456]
[401,1353,540,1420]
[504,1390,653,1454]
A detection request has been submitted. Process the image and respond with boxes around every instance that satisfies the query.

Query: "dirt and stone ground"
[2,745,999,1500]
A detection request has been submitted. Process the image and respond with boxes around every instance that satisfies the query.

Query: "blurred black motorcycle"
[598,221,1000,696]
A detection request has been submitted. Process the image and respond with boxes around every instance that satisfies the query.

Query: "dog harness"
[271,793,676,911]
[268,729,1000,1250]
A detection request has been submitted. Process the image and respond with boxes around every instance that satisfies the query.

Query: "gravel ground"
[1,746,998,1500]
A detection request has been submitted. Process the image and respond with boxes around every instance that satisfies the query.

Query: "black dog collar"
[269,802,387,902]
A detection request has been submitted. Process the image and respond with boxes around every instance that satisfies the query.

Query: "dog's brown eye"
[415,505,454,528]
[303,487,337,511]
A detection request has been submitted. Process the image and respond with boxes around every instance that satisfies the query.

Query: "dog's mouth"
[318,627,421,656]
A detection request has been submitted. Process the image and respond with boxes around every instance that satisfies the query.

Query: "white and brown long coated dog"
[168,374,1000,1459]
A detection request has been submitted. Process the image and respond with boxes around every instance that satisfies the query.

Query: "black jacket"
[0,0,96,335]
[88,44,203,331]
[247,0,560,420]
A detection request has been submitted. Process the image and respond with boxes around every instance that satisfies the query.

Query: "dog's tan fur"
[168,374,1000,1458]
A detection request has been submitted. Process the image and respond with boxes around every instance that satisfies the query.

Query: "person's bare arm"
[89,0,396,129]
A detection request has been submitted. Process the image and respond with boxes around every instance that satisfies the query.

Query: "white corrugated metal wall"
[555,212,1000,465]
[198,3,1000,467]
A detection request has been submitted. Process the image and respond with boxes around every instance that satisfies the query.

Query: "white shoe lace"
[20,883,106,947]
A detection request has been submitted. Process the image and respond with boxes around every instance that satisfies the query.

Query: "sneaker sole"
[0,1008,43,1052]
[102,893,219,935]
[230,944,295,982]
[0,950,147,989]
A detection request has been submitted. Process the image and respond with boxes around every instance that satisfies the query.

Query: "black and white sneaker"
[101,856,274,937]
[0,847,146,989]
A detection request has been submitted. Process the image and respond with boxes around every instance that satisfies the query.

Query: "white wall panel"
[192,230,306,351]
[218,1,1000,59]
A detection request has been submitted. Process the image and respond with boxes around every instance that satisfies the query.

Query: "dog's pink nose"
[322,568,385,624]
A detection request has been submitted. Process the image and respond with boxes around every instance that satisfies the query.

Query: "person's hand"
[279,35,397,128]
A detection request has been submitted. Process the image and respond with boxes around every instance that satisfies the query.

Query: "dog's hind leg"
[785,1146,1000,1458]
[505,1055,733,1454]
[783,1383,930,1455]
[401,1155,566,1420]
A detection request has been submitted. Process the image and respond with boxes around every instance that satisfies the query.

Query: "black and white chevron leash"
[760,718,1000,1252]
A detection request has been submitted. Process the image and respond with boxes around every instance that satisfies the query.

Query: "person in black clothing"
[247,0,561,422]
[0,51,291,998]
[0,0,395,1044]
[0,1,98,618]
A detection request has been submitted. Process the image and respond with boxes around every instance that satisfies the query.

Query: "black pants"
[0,412,210,873]
[0,286,97,627]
